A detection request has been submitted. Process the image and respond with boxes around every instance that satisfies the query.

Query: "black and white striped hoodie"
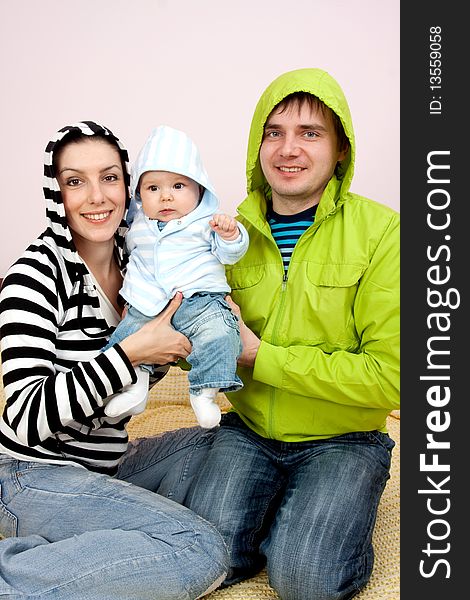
[0,122,145,474]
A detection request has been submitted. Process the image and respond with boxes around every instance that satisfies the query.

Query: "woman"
[0,122,228,599]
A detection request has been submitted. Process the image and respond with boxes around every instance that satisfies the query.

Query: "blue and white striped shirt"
[267,205,317,272]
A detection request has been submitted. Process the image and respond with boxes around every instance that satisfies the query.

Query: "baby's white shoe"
[190,388,221,428]
[104,367,150,418]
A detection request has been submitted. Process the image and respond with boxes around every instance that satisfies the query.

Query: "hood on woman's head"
[42,121,131,272]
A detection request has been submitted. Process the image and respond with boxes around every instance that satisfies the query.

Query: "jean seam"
[119,431,213,483]
[367,430,395,453]
[12,481,201,529]
[19,543,209,599]
[247,471,285,560]
[0,500,18,537]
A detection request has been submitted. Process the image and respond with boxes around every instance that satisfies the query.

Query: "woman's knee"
[0,526,228,600]
[195,516,230,567]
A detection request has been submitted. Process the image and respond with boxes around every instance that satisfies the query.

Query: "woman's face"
[55,138,126,250]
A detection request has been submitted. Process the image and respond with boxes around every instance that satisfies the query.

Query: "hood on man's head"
[246,68,355,197]
[42,120,131,273]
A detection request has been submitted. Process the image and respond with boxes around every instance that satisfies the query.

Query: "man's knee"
[267,547,373,600]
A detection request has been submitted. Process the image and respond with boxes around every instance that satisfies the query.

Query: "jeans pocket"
[0,485,18,538]
[368,430,395,453]
[218,297,241,331]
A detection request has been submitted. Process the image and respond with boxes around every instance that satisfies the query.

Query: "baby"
[103,126,249,427]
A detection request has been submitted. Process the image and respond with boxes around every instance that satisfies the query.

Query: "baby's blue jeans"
[103,293,243,395]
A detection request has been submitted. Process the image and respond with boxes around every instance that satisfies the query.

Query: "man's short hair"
[272,92,349,153]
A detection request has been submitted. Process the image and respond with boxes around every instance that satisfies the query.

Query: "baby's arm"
[209,213,240,241]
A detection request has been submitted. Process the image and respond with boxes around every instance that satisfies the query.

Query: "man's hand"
[225,295,260,368]
[210,213,240,241]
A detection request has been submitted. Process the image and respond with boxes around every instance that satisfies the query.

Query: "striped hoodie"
[121,125,249,316]
[0,122,145,474]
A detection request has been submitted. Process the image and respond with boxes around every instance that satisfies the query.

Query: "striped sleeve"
[0,246,135,449]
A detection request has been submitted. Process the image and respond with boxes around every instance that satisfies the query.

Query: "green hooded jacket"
[225,68,400,441]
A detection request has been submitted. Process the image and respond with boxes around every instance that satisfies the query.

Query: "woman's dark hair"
[52,130,123,177]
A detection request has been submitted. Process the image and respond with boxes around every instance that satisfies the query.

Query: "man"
[186,68,400,600]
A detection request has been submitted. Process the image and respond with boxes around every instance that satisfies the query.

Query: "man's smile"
[278,166,305,173]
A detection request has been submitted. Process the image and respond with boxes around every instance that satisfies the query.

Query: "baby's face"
[139,170,200,221]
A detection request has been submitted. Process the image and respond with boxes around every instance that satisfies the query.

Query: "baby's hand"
[209,213,240,241]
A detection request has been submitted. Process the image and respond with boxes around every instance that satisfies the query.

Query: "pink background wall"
[0,0,399,277]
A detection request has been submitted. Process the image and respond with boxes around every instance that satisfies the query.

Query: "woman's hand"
[119,292,192,366]
[225,295,260,368]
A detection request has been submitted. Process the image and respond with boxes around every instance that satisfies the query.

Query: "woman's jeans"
[186,413,396,600]
[0,426,227,600]
[103,293,243,394]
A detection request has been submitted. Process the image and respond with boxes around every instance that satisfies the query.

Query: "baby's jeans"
[103,293,243,395]
[171,293,242,395]
[101,304,153,357]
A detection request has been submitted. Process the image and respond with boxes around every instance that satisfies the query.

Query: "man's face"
[259,100,348,214]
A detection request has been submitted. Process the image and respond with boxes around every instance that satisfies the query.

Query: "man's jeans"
[186,412,396,600]
[0,426,227,599]
[103,293,243,394]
